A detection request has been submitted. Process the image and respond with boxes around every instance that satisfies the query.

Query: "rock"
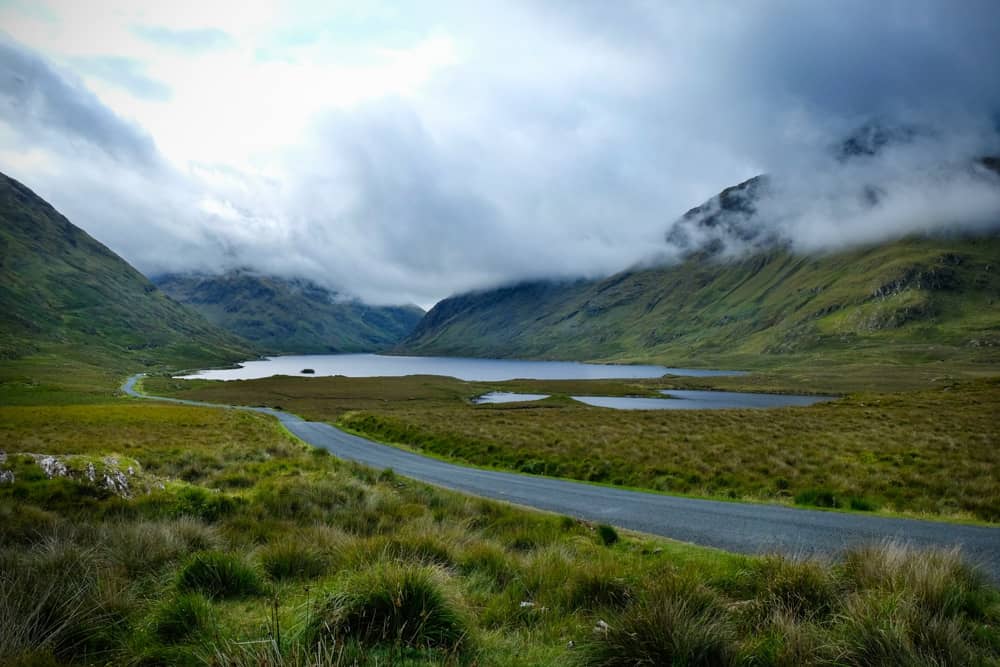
[37,455,69,479]
[0,470,14,484]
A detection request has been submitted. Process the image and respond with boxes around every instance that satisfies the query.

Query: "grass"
[400,236,1000,379]
[176,551,267,598]
[0,383,997,665]
[143,372,1000,522]
[307,561,469,652]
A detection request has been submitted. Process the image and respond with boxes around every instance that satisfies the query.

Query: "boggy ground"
[145,373,1000,523]
[1,396,999,666]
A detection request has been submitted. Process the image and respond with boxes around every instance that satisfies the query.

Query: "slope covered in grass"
[402,234,1000,370]
[0,172,253,369]
[155,271,424,354]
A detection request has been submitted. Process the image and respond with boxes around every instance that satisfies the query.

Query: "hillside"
[402,161,1000,369]
[154,272,424,354]
[0,172,253,370]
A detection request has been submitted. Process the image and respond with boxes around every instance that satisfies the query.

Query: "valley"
[2,141,999,664]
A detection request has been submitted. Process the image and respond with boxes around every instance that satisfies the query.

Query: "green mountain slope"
[402,160,1000,372]
[0,172,253,369]
[154,272,424,354]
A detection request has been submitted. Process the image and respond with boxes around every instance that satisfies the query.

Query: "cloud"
[0,37,162,168]
[0,1,999,308]
[132,25,233,52]
[73,55,171,101]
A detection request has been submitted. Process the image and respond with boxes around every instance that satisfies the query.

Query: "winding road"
[123,374,1000,579]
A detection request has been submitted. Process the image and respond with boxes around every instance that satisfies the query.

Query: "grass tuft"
[596,524,620,546]
[260,540,330,581]
[177,551,266,599]
[307,561,469,651]
[578,575,736,666]
[152,592,214,643]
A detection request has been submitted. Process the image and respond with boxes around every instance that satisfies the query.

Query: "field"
[2,392,999,665]
[144,372,1000,523]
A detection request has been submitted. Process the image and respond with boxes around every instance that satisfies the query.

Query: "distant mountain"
[0,173,252,367]
[401,159,1000,366]
[154,272,424,354]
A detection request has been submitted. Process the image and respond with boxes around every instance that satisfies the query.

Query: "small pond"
[474,389,834,410]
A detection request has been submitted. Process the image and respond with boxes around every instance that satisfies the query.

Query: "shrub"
[177,552,265,599]
[152,593,213,643]
[260,541,328,581]
[848,496,878,512]
[307,562,468,651]
[596,524,619,546]
[793,488,840,509]
[578,576,735,666]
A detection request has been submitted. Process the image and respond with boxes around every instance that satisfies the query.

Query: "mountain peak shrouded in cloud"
[1,1,999,307]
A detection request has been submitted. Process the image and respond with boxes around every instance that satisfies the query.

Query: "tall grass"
[577,576,736,666]
[177,551,266,599]
[306,561,469,652]
[1,396,996,665]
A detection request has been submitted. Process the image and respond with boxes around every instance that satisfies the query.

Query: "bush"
[578,576,735,666]
[260,541,328,581]
[848,496,878,512]
[596,524,619,546]
[307,562,468,651]
[152,593,213,643]
[794,488,840,509]
[177,552,265,599]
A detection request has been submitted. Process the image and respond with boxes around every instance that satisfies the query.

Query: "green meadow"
[2,384,999,665]
[145,371,1000,523]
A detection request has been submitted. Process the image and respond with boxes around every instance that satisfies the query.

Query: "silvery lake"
[179,353,742,382]
[178,355,834,410]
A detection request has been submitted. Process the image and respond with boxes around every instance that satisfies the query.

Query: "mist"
[1,1,999,307]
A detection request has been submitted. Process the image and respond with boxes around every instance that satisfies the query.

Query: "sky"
[1,1,1000,307]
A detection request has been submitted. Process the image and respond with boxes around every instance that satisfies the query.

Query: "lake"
[178,353,744,382]
[474,389,834,410]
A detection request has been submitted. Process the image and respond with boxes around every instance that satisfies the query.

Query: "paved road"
[123,374,1000,579]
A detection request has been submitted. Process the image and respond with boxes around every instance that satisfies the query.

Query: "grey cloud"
[73,55,171,101]
[0,37,162,168]
[132,25,233,52]
[2,2,1000,308]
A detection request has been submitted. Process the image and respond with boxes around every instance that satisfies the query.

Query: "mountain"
[0,172,252,368]
[401,160,1000,368]
[154,272,424,354]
